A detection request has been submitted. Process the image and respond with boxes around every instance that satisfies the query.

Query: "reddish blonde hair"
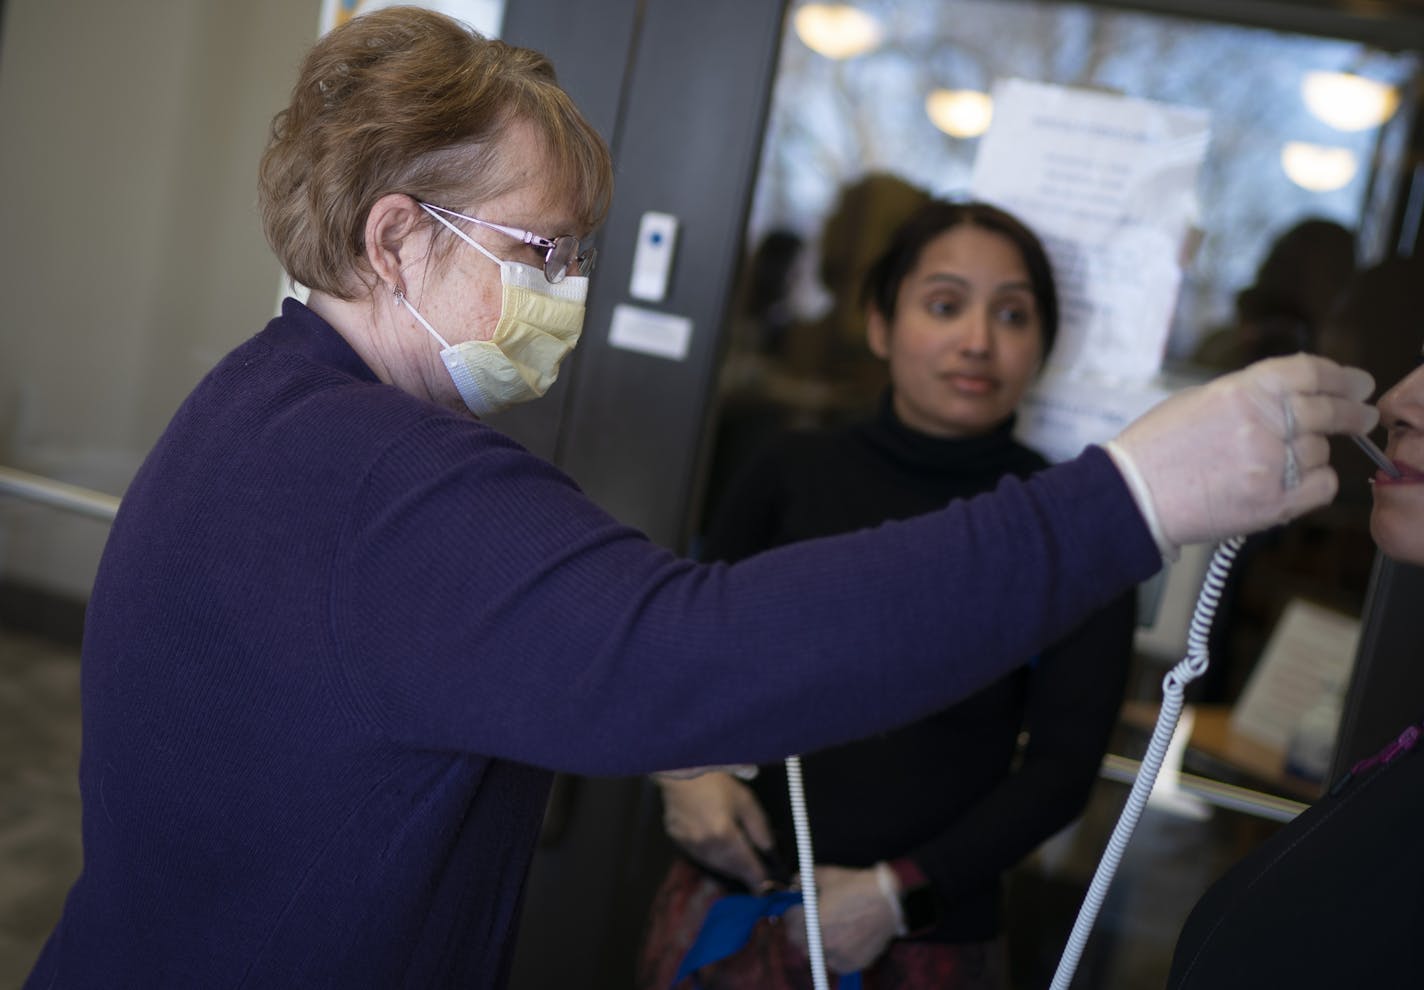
[258,6,613,298]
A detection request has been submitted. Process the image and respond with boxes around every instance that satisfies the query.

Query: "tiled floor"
[0,628,82,987]
[0,624,1286,988]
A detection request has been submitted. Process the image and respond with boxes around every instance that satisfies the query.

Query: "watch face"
[901,883,938,934]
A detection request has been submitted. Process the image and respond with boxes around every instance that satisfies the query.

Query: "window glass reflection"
[744,0,1418,383]
[708,0,1423,810]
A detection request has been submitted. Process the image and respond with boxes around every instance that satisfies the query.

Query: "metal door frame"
[500,2,789,985]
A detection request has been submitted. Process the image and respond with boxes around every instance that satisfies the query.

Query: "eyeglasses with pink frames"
[421,202,595,284]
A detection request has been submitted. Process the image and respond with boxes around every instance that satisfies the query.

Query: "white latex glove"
[1108,353,1377,554]
[651,764,758,781]
[656,771,774,892]
[784,864,899,974]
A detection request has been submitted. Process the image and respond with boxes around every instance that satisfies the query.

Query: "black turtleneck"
[701,393,1137,941]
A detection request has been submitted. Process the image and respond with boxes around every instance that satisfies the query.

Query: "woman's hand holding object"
[657,771,774,893]
[1108,353,1378,555]
[784,865,900,974]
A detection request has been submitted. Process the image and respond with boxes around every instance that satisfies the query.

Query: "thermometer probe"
[1353,433,1403,479]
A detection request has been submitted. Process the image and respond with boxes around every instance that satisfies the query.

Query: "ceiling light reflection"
[925,89,994,138]
[1281,141,1358,192]
[792,4,883,60]
[1302,71,1399,132]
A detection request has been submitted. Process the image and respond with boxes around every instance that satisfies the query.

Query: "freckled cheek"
[465,283,505,342]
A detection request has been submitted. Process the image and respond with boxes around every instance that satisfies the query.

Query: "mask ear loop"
[393,284,451,350]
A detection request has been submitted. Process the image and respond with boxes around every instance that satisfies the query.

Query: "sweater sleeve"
[904,588,1138,904]
[331,418,1159,776]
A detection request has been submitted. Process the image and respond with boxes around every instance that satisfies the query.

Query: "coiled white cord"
[782,538,1244,990]
[786,755,831,990]
[1049,535,1244,990]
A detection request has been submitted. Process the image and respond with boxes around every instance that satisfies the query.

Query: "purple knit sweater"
[27,299,1158,988]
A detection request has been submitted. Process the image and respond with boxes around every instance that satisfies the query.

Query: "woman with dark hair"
[640,200,1136,989]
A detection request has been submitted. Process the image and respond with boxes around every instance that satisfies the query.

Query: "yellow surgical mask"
[400,205,589,417]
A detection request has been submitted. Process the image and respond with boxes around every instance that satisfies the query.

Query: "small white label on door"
[608,303,694,362]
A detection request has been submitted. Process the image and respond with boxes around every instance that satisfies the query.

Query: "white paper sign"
[1012,368,1173,464]
[1230,599,1361,752]
[608,304,694,362]
[970,79,1210,381]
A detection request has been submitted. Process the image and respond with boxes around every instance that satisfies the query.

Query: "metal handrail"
[1099,752,1307,823]
[0,465,121,522]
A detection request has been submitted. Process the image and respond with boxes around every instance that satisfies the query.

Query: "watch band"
[888,857,938,936]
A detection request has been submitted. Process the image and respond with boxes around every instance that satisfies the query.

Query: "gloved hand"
[651,764,758,781]
[1108,353,1377,553]
[784,864,900,974]
[656,771,774,892]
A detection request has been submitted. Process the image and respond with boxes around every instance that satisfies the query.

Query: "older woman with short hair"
[26,7,1378,989]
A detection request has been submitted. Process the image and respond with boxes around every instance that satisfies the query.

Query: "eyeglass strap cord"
[420,204,509,270]
[422,202,553,249]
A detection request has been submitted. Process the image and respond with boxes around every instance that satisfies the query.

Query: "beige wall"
[0,0,322,598]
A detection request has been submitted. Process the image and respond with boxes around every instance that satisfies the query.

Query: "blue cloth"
[672,890,861,989]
